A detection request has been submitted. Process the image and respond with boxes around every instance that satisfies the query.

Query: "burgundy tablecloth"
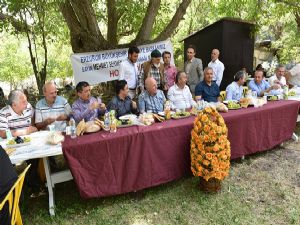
[62,100,300,198]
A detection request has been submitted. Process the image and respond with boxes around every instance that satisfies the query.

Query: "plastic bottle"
[69,117,76,138]
[164,100,171,120]
[103,110,110,131]
[5,129,13,140]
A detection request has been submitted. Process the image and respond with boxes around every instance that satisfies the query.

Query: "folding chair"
[0,165,31,225]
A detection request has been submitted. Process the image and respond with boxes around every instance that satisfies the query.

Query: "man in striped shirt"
[0,90,37,138]
[35,81,72,131]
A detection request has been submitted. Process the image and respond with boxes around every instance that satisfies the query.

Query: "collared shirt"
[268,75,286,87]
[119,58,139,89]
[35,96,72,131]
[0,103,33,131]
[72,97,105,123]
[167,84,196,110]
[226,82,243,101]
[289,63,300,86]
[107,96,137,118]
[139,63,166,90]
[164,64,177,88]
[195,80,220,102]
[248,79,280,96]
[138,90,166,113]
[208,59,225,86]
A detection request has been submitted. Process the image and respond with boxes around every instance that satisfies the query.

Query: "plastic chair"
[220,91,226,101]
[0,165,31,225]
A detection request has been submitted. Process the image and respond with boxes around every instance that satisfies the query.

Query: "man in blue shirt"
[195,67,220,102]
[138,77,166,113]
[108,80,138,118]
[226,70,246,101]
[248,70,280,97]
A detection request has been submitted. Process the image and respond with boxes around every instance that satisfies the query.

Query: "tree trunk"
[133,0,161,45]
[154,0,192,42]
[60,0,109,53]
[107,0,118,47]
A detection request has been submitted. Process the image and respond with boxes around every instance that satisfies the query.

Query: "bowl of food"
[239,98,251,108]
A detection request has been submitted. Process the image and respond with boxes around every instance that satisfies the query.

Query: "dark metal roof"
[182,17,256,41]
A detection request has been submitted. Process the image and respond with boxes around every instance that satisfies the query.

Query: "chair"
[220,91,226,101]
[0,165,30,225]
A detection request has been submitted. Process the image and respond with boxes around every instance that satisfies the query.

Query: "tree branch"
[0,11,28,32]
[107,0,118,46]
[295,12,300,30]
[134,0,161,44]
[154,0,192,42]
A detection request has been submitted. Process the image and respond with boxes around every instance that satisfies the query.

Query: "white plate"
[6,142,31,148]
[119,114,137,120]
[223,100,238,104]
[158,111,175,117]
[85,121,101,133]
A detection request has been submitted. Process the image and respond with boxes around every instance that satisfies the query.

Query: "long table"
[62,100,300,199]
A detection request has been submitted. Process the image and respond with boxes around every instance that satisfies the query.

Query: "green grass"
[21,133,300,225]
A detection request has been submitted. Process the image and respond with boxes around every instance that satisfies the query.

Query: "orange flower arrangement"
[190,107,231,182]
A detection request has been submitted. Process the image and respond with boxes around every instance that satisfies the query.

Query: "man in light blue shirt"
[35,81,72,131]
[138,77,166,113]
[226,70,246,101]
[248,70,280,97]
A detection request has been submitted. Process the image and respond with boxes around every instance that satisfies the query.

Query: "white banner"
[70,40,174,85]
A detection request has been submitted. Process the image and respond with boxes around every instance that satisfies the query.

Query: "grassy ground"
[21,126,300,225]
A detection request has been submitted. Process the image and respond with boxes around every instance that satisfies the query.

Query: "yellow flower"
[204,125,210,133]
[202,159,210,166]
[190,107,230,181]
[205,153,213,160]
[201,114,208,123]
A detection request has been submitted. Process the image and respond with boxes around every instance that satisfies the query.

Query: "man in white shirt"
[208,49,225,86]
[269,65,286,88]
[0,90,37,138]
[119,46,140,99]
[286,63,300,87]
[225,71,246,101]
[168,71,196,110]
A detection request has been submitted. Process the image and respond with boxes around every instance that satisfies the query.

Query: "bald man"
[208,49,225,86]
[35,81,72,131]
[138,77,166,113]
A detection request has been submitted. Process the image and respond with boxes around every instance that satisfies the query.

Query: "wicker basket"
[199,177,221,193]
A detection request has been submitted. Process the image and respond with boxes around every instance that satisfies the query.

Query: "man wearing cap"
[184,45,204,95]
[119,46,140,99]
[138,49,167,94]
[225,70,246,101]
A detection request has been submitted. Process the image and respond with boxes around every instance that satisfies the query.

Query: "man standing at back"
[119,46,140,99]
[162,51,177,90]
[184,45,203,95]
[208,49,225,87]
[138,49,167,94]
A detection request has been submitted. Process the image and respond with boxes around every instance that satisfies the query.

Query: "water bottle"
[5,129,13,140]
[69,117,76,138]
[103,110,110,131]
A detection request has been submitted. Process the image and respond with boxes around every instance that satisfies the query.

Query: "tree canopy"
[0,0,299,91]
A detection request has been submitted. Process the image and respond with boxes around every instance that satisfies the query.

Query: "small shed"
[183,17,255,90]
